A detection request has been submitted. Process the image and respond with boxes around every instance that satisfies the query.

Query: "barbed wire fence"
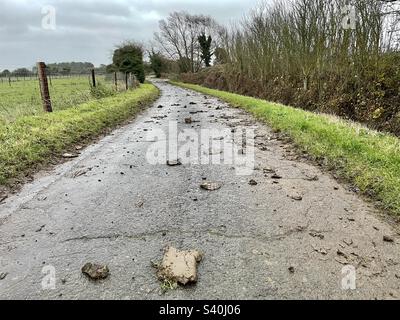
[0,62,139,123]
[0,73,94,84]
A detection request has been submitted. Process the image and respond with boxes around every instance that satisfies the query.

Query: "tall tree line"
[223,0,399,90]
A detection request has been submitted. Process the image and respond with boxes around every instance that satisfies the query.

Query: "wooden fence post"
[91,69,96,87]
[37,62,53,113]
[114,72,118,91]
[8,77,11,86]
[125,73,128,91]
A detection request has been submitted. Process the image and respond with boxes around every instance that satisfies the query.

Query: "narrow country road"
[0,80,399,300]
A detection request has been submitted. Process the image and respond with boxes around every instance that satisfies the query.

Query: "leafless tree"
[154,11,225,73]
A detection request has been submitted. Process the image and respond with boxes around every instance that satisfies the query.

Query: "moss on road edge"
[171,81,400,217]
[0,83,159,186]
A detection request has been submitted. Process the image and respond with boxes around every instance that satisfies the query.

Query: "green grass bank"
[0,83,159,186]
[171,81,400,216]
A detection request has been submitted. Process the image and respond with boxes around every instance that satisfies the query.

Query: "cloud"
[0,0,260,70]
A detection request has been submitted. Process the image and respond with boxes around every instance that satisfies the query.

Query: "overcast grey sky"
[0,0,261,71]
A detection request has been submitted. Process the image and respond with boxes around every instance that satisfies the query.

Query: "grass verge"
[0,83,159,186]
[171,81,400,216]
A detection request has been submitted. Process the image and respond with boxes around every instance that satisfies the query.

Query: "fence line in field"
[0,62,140,123]
[0,73,109,85]
[32,62,138,112]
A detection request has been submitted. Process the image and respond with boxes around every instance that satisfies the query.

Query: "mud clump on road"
[290,193,303,201]
[200,182,222,191]
[0,194,7,204]
[167,159,182,167]
[383,235,395,243]
[249,179,258,186]
[82,263,110,280]
[271,173,282,180]
[62,153,79,159]
[157,246,203,286]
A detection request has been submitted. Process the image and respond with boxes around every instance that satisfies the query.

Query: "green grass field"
[0,76,111,123]
[172,81,400,217]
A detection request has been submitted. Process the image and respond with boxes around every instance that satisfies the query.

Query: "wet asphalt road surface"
[0,80,400,300]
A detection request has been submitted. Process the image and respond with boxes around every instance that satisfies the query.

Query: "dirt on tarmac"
[0,80,399,299]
